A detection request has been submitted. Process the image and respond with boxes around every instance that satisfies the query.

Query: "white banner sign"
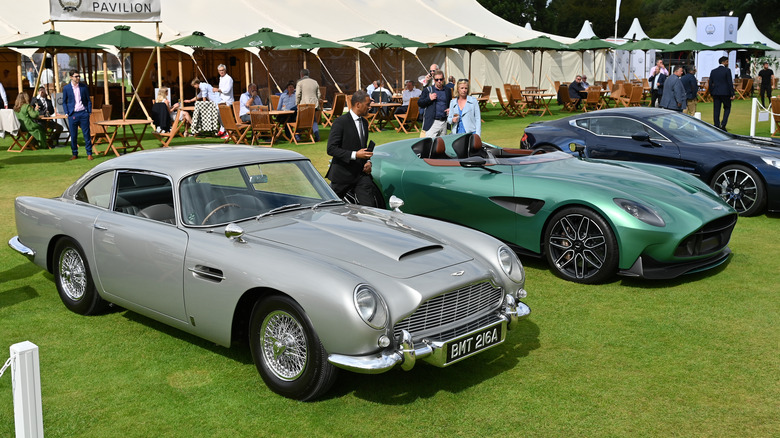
[50,0,161,22]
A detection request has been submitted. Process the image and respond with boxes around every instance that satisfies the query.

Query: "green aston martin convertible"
[371,133,739,284]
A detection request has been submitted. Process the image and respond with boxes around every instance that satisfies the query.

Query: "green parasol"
[508,35,571,87]
[434,33,507,89]
[225,28,301,93]
[568,36,619,77]
[342,30,427,91]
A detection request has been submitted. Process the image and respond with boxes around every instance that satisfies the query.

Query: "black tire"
[249,295,338,401]
[53,237,107,315]
[544,207,619,284]
[710,164,766,216]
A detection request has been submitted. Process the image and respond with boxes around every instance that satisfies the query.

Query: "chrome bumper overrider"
[328,294,530,374]
[8,236,35,262]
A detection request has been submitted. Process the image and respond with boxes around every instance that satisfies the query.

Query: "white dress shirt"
[218,73,234,104]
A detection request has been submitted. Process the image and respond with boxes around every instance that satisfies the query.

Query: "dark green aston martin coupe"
[371,133,738,284]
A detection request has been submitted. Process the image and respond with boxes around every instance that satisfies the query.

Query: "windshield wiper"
[256,203,302,219]
[311,199,345,210]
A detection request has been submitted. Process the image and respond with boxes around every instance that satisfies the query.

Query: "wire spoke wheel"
[58,247,87,301]
[545,207,618,284]
[711,165,765,216]
[260,310,308,381]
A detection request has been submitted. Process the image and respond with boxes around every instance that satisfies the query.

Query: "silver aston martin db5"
[9,145,530,400]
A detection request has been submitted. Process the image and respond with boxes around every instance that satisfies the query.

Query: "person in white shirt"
[213,64,234,104]
[185,79,219,103]
[238,83,263,123]
[397,80,421,114]
[366,80,377,96]
[0,82,7,109]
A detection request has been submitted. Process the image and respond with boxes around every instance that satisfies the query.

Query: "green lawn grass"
[1,100,778,437]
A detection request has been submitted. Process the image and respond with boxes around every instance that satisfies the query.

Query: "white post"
[750,98,757,137]
[10,342,44,438]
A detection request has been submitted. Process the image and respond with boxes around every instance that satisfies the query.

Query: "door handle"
[93,224,108,230]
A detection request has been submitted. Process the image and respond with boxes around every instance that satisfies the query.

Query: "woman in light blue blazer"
[447,79,481,136]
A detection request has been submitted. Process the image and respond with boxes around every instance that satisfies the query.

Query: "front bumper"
[8,236,36,262]
[328,294,530,374]
[619,247,732,279]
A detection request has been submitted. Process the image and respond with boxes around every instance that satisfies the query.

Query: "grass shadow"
[0,285,40,309]
[325,318,541,404]
[0,261,44,285]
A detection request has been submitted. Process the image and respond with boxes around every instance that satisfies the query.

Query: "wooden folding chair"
[322,93,346,127]
[504,85,527,116]
[101,104,112,120]
[287,104,316,144]
[89,110,111,147]
[7,122,36,152]
[772,98,780,138]
[154,108,183,147]
[270,95,280,111]
[495,88,517,117]
[394,97,420,133]
[626,85,643,107]
[736,78,753,100]
[582,90,603,112]
[231,101,250,131]
[249,110,277,147]
[470,85,492,111]
[560,89,578,112]
[218,105,249,144]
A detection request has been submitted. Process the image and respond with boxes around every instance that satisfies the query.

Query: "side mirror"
[568,142,586,158]
[631,132,650,142]
[389,195,404,212]
[225,223,246,243]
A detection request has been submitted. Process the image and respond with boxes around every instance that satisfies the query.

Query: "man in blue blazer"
[62,70,93,160]
[709,56,735,131]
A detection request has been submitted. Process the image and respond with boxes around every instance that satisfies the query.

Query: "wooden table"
[39,114,68,148]
[521,92,556,116]
[268,110,295,141]
[96,119,152,156]
[369,102,401,131]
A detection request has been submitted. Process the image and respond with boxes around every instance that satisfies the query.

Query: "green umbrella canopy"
[709,40,745,51]
[165,31,224,49]
[433,32,507,51]
[661,38,710,52]
[341,30,425,49]
[568,36,618,51]
[275,33,345,51]
[2,29,99,49]
[79,25,163,49]
[224,28,300,49]
[744,41,776,51]
[507,35,570,51]
[618,37,670,52]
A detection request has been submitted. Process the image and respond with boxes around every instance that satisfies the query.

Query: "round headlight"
[353,285,388,329]
[498,246,525,284]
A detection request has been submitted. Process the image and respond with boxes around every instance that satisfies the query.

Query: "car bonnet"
[240,205,474,279]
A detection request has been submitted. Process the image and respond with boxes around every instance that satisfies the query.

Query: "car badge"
[451,271,465,276]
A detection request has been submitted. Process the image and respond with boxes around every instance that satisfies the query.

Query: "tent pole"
[155,22,162,89]
[355,50,360,91]
[177,52,183,104]
[53,50,61,94]
[316,53,342,94]
[17,53,23,93]
[103,54,109,105]
[245,52,250,87]
[123,50,155,120]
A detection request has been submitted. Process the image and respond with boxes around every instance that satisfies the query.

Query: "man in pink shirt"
[62,70,93,160]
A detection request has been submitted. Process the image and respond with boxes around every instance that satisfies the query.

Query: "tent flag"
[615,0,621,24]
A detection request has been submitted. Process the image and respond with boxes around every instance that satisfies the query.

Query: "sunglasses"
[434,78,444,82]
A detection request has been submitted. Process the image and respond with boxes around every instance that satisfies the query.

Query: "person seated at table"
[156,87,192,136]
[31,86,63,146]
[396,80,421,114]
[447,79,481,136]
[239,83,263,123]
[13,92,47,148]
[568,75,587,109]
[274,80,298,137]
[366,80,378,96]
[370,79,393,117]
[581,75,590,89]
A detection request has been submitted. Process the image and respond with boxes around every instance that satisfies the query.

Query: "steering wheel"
[201,203,240,225]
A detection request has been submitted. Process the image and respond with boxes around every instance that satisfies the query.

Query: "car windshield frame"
[179,158,340,227]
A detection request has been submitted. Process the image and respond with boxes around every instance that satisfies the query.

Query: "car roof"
[88,145,307,181]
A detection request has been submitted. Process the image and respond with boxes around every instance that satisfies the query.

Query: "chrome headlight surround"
[761,156,780,169]
[353,284,389,330]
[497,246,525,284]
[614,198,665,227]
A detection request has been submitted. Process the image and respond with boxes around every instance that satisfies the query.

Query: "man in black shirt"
[757,62,775,107]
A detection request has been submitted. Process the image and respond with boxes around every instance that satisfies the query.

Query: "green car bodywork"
[371,133,738,283]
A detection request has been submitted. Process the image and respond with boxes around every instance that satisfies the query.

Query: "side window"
[75,171,114,209]
[113,172,175,224]
[588,117,664,140]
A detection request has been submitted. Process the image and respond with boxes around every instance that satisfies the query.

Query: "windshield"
[180,160,339,226]
[645,112,731,144]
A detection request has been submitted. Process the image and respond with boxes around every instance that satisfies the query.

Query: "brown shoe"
[87,155,94,161]
[70,155,78,160]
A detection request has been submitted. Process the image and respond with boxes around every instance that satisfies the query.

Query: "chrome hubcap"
[548,214,607,280]
[714,169,757,214]
[59,247,86,301]
[260,311,307,381]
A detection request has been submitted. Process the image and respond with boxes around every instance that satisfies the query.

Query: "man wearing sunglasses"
[62,70,93,160]
[418,69,452,138]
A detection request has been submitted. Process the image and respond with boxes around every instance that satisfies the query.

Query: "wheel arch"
[231,286,293,347]
[538,201,622,259]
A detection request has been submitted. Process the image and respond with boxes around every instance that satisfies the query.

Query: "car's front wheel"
[249,295,338,401]
[710,164,766,216]
[544,207,619,284]
[53,237,107,315]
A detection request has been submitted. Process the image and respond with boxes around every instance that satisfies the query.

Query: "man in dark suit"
[418,69,452,137]
[62,70,93,160]
[326,90,379,206]
[709,56,735,131]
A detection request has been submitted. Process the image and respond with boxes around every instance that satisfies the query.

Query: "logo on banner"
[249,40,264,47]
[706,24,715,35]
[728,24,735,34]
[59,0,82,12]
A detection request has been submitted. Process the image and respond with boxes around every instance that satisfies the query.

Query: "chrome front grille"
[393,282,504,339]
[674,213,738,257]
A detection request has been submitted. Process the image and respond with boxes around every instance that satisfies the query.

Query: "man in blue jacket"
[62,70,93,160]
[709,56,735,131]
[418,70,452,138]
